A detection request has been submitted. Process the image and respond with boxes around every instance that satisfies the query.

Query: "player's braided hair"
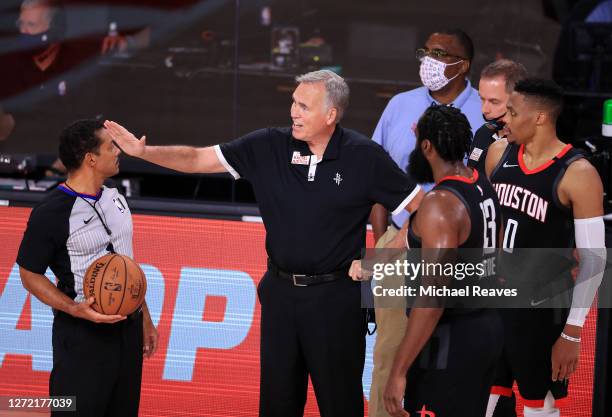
[416,104,473,163]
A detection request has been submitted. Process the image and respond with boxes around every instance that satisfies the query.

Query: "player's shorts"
[404,309,503,416]
[491,308,569,407]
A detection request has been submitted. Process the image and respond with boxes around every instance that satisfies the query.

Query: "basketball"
[83,253,147,316]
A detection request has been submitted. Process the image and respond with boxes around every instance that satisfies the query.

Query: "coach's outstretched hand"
[104,120,146,157]
[69,297,127,323]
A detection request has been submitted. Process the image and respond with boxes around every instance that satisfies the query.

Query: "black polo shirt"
[215,125,420,274]
[467,123,503,173]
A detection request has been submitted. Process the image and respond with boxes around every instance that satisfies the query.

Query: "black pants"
[493,308,569,406]
[404,310,503,417]
[50,311,143,417]
[258,271,367,417]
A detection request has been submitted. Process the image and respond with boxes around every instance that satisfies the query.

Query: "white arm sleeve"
[567,217,606,327]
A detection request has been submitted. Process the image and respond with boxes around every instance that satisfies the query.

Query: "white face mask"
[419,56,463,91]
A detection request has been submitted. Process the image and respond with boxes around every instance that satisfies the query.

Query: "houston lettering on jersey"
[493,183,548,223]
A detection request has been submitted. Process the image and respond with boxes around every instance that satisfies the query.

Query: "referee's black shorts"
[50,310,143,417]
[492,308,569,407]
[404,309,503,416]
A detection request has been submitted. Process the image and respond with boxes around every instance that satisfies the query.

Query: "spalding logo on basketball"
[83,253,147,316]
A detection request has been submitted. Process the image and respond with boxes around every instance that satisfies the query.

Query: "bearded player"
[378,105,504,417]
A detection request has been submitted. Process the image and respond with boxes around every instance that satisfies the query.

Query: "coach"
[106,70,423,417]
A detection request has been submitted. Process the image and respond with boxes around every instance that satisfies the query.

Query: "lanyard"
[63,183,115,253]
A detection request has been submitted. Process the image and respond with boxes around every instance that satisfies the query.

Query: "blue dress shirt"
[372,79,483,228]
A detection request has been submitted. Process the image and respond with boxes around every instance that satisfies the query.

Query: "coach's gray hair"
[21,0,57,23]
[22,0,53,8]
[295,70,349,122]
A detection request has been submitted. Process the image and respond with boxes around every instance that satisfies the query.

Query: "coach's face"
[502,92,536,144]
[291,82,336,141]
[92,128,121,177]
[18,5,51,35]
[479,76,509,121]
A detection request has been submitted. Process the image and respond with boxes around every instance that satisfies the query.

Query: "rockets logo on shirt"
[493,182,548,223]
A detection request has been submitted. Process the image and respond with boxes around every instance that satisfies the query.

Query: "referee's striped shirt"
[17,185,133,302]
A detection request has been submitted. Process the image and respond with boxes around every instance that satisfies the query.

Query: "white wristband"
[560,332,581,343]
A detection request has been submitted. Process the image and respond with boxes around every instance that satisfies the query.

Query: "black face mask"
[408,143,434,184]
[16,31,51,54]
[482,112,506,131]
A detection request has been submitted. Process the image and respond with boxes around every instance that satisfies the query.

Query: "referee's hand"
[143,313,159,358]
[68,298,127,323]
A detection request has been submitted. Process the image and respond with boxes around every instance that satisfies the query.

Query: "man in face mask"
[15,0,64,72]
[0,0,82,153]
[0,0,62,145]
[0,0,70,104]
[368,29,483,417]
[467,59,528,174]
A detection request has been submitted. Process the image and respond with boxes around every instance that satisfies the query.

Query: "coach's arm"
[104,121,226,174]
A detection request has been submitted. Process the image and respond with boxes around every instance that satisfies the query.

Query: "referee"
[17,120,158,417]
[106,70,424,417]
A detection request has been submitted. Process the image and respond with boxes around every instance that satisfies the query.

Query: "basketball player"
[17,119,158,417]
[485,78,606,417]
[370,105,503,416]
